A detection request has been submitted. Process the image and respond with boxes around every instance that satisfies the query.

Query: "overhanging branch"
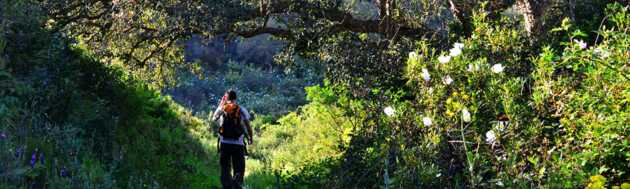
[226,1,437,39]
[231,27,292,38]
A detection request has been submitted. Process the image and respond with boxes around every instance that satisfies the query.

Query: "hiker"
[212,90,254,189]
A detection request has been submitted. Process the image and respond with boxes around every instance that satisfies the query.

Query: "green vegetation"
[242,3,630,188]
[2,0,629,188]
[166,57,323,119]
[397,4,629,187]
[244,83,354,188]
[0,2,221,187]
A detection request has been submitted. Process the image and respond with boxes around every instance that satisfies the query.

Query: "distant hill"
[165,34,322,119]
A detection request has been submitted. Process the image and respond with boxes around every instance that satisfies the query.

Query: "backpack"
[219,102,244,139]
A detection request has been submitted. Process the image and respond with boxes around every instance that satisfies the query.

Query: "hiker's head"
[226,90,237,101]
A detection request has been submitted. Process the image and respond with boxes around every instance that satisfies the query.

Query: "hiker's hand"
[219,94,227,107]
[247,137,253,145]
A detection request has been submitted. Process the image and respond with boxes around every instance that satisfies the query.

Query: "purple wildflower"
[0,132,6,139]
[30,149,38,168]
[60,167,69,177]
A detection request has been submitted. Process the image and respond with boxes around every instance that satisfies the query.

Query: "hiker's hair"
[226,90,237,101]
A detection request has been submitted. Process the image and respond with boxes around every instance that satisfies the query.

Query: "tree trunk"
[516,0,550,38]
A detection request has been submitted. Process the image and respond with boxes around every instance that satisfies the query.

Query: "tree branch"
[225,0,435,39]
[231,27,292,38]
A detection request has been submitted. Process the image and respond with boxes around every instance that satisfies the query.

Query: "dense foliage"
[0,2,222,187]
[243,3,629,188]
[2,0,629,188]
[400,4,628,187]
[244,83,354,188]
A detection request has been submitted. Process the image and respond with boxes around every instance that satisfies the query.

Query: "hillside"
[164,34,322,119]
[0,5,222,187]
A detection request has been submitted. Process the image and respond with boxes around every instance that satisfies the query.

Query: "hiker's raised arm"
[212,93,228,122]
[212,106,222,122]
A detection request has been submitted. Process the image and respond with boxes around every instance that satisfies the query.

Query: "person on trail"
[212,90,254,189]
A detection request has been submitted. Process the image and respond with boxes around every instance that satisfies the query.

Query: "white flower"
[442,75,453,85]
[491,64,504,73]
[485,130,497,144]
[461,108,471,123]
[427,87,434,94]
[421,68,431,82]
[594,47,610,59]
[453,42,465,49]
[449,47,462,57]
[422,117,432,126]
[438,55,451,64]
[574,39,587,49]
[496,181,504,187]
[467,64,479,72]
[384,106,395,117]
[408,51,418,61]
[436,173,442,178]
[497,120,508,132]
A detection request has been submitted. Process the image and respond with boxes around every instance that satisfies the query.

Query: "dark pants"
[220,143,245,189]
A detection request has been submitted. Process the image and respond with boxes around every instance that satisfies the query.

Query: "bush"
[398,3,629,187]
[245,83,353,188]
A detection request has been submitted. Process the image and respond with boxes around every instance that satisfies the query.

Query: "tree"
[41,0,628,71]
[42,0,533,89]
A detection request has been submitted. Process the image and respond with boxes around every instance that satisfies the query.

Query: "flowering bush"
[399,3,630,188]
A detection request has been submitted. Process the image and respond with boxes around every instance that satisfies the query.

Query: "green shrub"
[245,83,353,188]
[399,3,629,187]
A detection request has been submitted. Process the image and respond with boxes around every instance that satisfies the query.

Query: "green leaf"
[359,33,369,41]
[527,156,539,166]
[572,30,588,38]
